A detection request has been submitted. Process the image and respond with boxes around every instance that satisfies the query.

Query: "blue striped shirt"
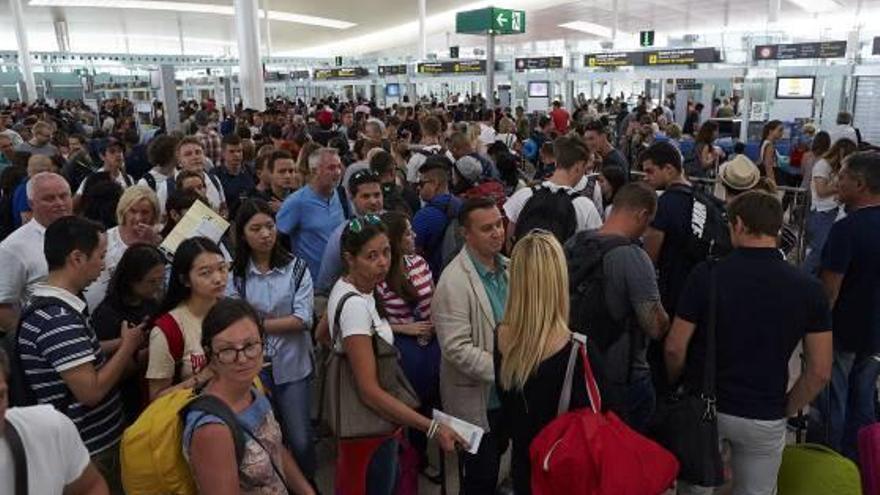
[17,285,123,455]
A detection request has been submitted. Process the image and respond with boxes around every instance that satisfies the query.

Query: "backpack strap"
[5,419,28,495]
[292,257,308,293]
[184,394,247,467]
[165,176,177,197]
[123,173,133,188]
[154,313,185,382]
[337,185,352,220]
[143,172,157,191]
[206,171,223,195]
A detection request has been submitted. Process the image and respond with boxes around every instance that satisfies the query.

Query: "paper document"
[433,409,485,454]
[160,199,229,258]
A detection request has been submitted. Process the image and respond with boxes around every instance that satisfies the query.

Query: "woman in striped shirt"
[376,210,442,477]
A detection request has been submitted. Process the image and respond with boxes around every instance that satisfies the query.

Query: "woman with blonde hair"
[84,184,162,310]
[495,230,591,495]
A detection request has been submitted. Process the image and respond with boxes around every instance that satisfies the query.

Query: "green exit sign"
[334,56,343,66]
[456,7,526,36]
[640,30,655,47]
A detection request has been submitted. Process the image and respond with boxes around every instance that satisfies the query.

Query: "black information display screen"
[515,56,563,71]
[378,65,407,76]
[313,67,370,80]
[644,48,719,65]
[417,60,486,75]
[874,37,880,55]
[289,70,310,80]
[754,41,847,60]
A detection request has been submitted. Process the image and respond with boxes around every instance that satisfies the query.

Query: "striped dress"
[376,254,433,323]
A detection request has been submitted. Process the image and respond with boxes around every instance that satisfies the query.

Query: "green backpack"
[777,443,862,495]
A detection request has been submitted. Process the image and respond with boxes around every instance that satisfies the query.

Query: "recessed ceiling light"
[786,0,842,13]
[27,0,356,29]
[559,21,614,38]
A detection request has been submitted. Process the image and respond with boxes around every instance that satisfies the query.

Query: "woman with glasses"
[146,236,227,401]
[184,298,315,495]
[91,243,166,423]
[229,198,317,482]
[375,210,442,478]
[327,216,463,495]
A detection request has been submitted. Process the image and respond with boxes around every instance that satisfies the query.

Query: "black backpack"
[565,233,633,353]
[666,184,733,262]
[514,185,579,245]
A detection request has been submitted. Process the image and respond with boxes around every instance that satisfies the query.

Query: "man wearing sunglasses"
[315,168,385,296]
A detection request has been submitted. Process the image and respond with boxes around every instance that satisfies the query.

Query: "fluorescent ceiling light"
[27,0,356,29]
[559,21,613,38]
[786,0,842,13]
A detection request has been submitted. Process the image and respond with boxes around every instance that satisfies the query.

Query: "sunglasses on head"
[346,213,382,234]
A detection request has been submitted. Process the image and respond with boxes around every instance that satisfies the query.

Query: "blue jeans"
[810,351,880,461]
[803,208,837,276]
[625,370,656,434]
[261,371,316,479]
[366,438,400,495]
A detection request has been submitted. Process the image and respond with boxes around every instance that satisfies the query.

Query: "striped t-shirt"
[376,254,434,324]
[17,285,123,455]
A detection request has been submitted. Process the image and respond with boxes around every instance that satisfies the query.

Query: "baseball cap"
[454,156,483,183]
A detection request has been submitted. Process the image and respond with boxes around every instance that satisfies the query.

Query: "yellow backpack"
[120,388,247,495]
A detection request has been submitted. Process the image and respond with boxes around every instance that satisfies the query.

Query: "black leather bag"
[649,263,724,487]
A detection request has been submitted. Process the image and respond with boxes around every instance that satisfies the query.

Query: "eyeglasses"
[213,340,263,365]
[346,214,382,234]
[351,169,380,183]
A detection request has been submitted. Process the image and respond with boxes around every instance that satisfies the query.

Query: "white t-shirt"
[406,144,444,184]
[503,180,604,232]
[146,304,208,381]
[75,167,133,196]
[327,278,394,352]
[83,226,129,311]
[810,159,840,213]
[573,173,605,218]
[0,219,47,306]
[137,169,172,215]
[478,123,496,146]
[153,170,225,216]
[0,405,91,495]
[828,125,858,146]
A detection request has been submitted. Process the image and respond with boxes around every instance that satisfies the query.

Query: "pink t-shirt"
[376,255,434,323]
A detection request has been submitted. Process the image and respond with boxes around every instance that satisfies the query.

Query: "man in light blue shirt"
[316,169,385,294]
[277,147,345,279]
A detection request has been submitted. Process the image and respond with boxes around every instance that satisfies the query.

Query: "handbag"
[321,292,420,439]
[649,262,724,487]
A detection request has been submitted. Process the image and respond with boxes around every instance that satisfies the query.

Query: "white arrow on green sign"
[456,7,526,35]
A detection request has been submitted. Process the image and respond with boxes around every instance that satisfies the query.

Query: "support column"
[486,33,495,109]
[158,64,181,132]
[10,0,36,103]
[54,20,70,53]
[235,0,266,111]
[418,0,427,60]
[262,0,272,61]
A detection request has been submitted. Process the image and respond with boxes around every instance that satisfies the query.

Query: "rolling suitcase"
[859,423,880,495]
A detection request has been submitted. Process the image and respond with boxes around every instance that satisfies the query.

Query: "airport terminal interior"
[2,0,880,494]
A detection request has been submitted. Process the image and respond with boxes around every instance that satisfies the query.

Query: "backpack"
[565,233,633,353]
[578,174,604,216]
[120,390,247,495]
[142,172,158,191]
[163,172,223,200]
[429,199,464,271]
[529,334,679,495]
[514,185,579,245]
[6,296,84,407]
[152,313,188,383]
[666,184,732,262]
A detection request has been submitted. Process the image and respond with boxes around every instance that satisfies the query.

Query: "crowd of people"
[0,92,877,495]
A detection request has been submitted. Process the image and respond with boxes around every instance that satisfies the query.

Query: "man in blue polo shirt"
[277,147,345,280]
[17,216,144,492]
[412,155,462,278]
[817,151,880,460]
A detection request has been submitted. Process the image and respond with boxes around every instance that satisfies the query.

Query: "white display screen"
[776,77,815,99]
[528,81,549,98]
[386,83,400,97]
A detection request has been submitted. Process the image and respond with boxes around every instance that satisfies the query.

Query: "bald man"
[0,172,73,332]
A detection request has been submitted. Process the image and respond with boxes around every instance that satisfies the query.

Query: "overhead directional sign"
[585,52,645,67]
[417,60,486,75]
[515,56,563,71]
[585,48,719,67]
[313,67,369,80]
[456,7,526,35]
[377,65,407,76]
[754,41,847,60]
